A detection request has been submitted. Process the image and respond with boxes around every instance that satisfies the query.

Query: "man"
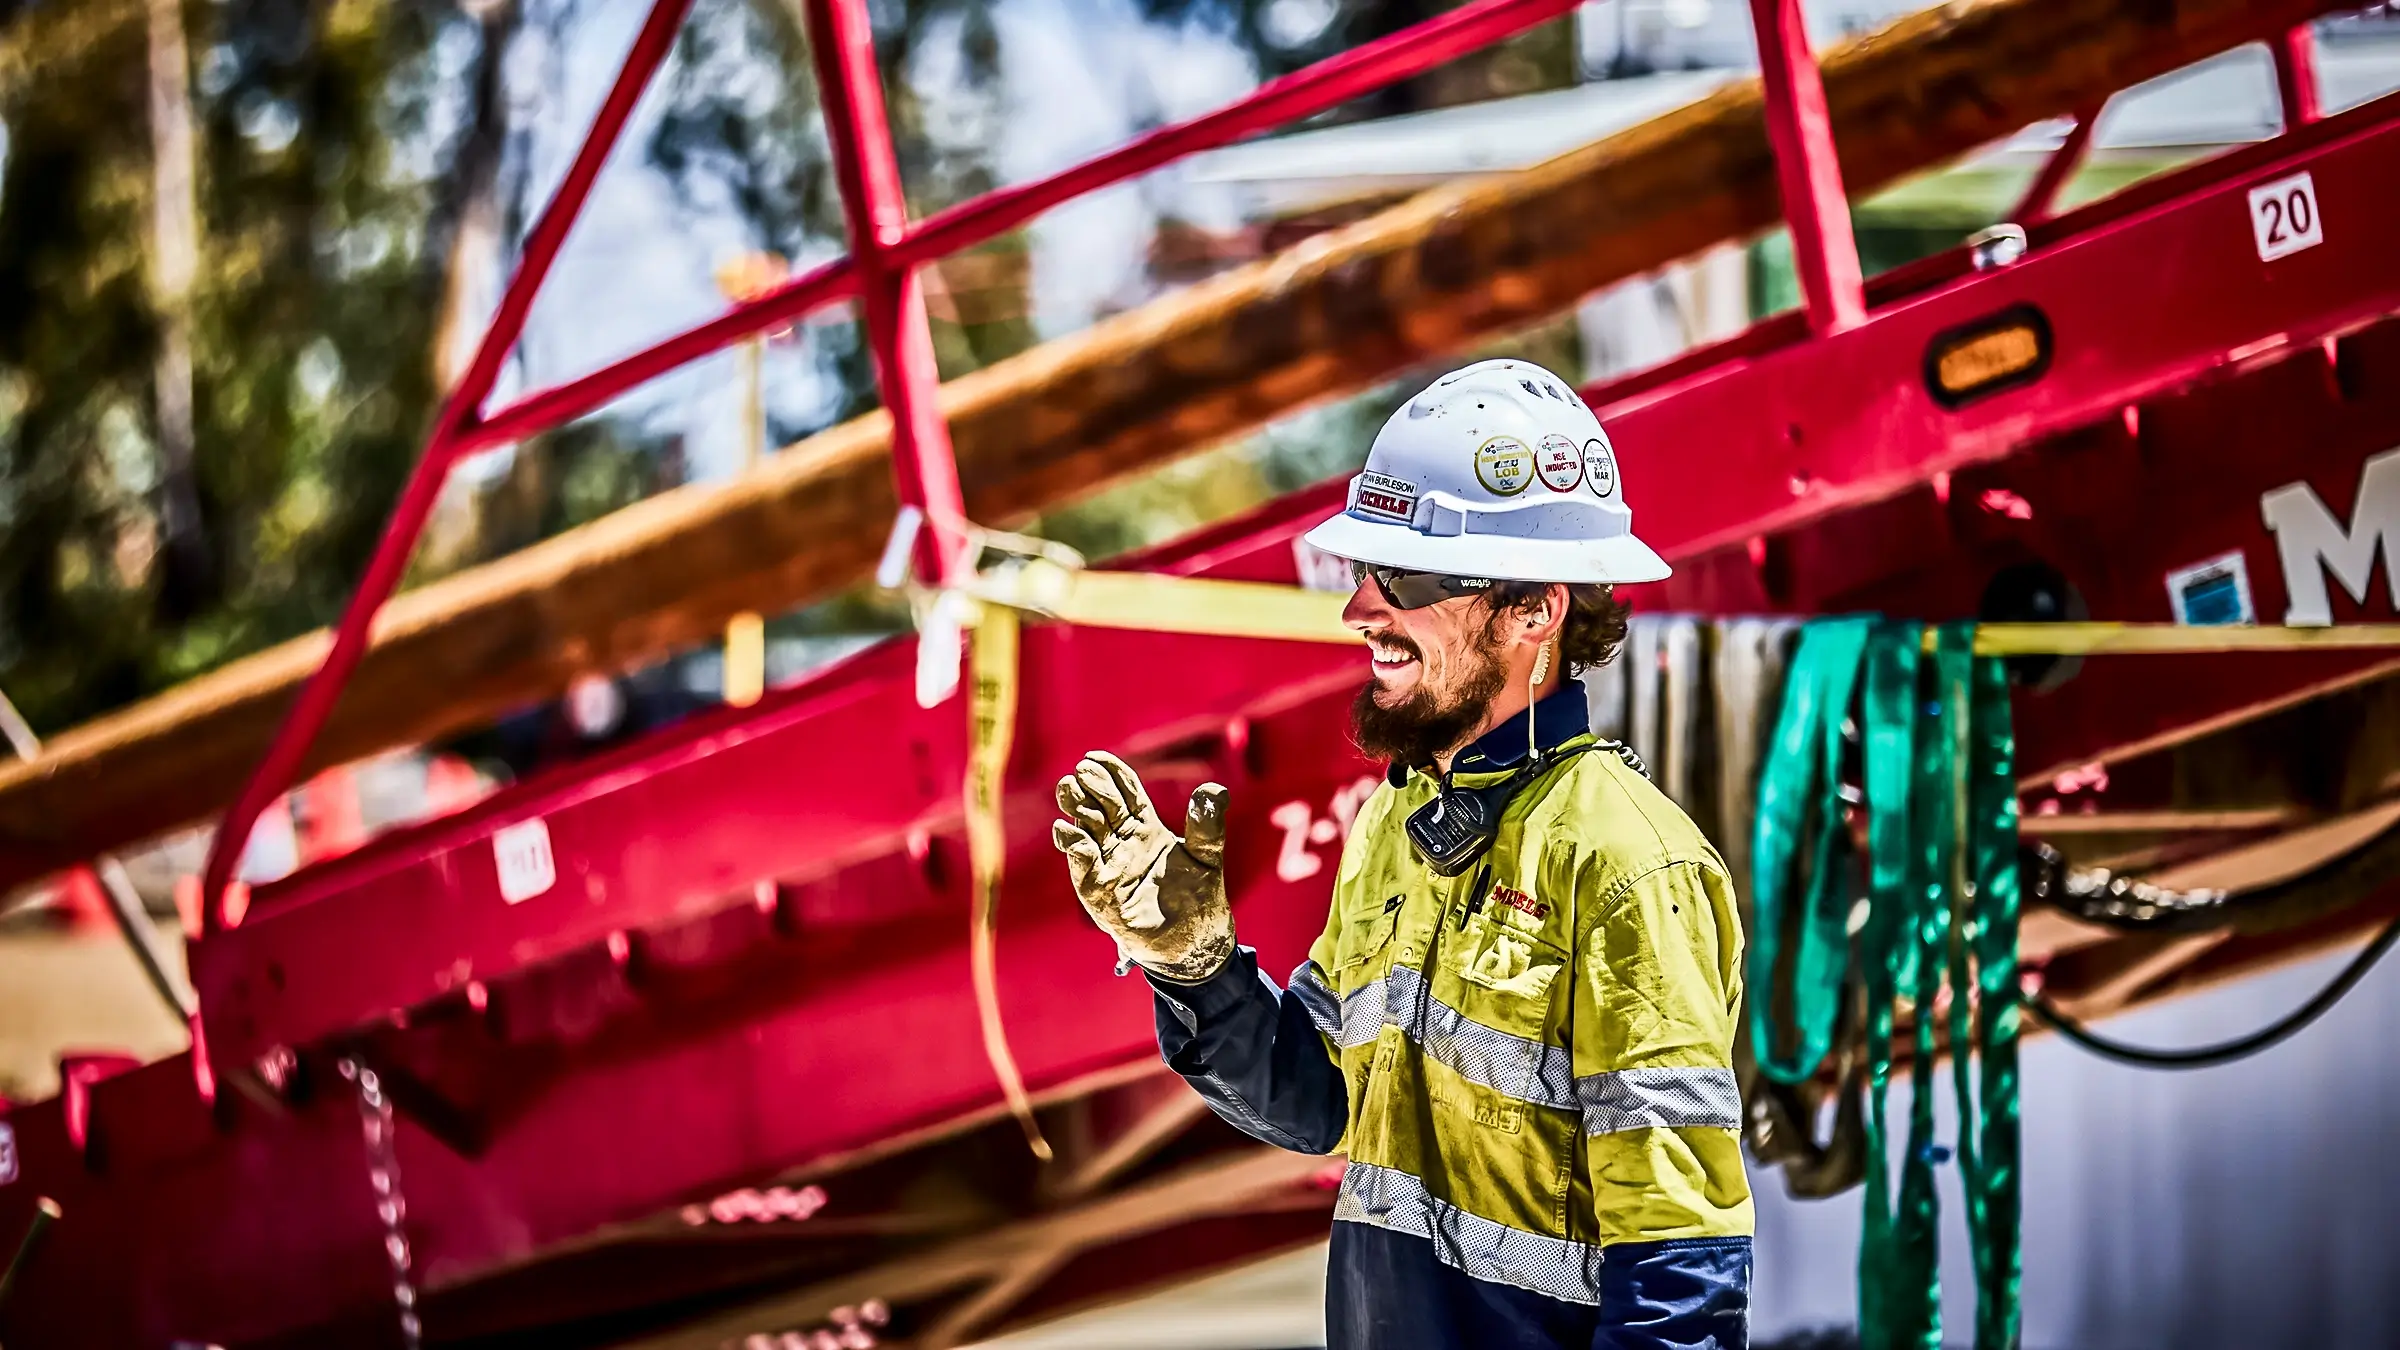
[1053,360,1751,1348]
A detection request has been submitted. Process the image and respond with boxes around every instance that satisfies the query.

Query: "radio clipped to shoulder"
[1403,740,1640,876]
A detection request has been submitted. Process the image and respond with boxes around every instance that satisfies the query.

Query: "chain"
[2055,866,2228,924]
[338,1057,422,1350]
[743,1299,889,1349]
[2021,842,2228,929]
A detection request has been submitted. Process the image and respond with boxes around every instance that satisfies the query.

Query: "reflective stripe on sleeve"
[1335,1161,1605,1306]
[1338,972,1390,1050]
[1574,1066,1742,1136]
[1289,961,1342,1039]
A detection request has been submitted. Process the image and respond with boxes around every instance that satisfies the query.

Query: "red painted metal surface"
[1595,91,2400,562]
[12,4,2400,1340]
[1655,309,2400,781]
[2275,23,2322,130]
[802,0,973,583]
[192,0,1599,908]
[1749,0,1865,335]
[189,524,1364,1070]
[1,625,1367,1343]
[177,93,2400,1074]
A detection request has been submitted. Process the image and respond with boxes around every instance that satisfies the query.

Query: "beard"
[1349,621,1513,769]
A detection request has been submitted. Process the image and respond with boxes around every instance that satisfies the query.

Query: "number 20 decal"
[2248,170,2323,263]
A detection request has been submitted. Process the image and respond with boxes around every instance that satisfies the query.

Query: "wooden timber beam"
[0,0,2349,884]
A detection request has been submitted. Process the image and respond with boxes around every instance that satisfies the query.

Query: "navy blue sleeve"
[1593,1237,1753,1350]
[1149,945,1348,1155]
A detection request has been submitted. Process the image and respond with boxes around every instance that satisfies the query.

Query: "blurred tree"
[0,0,659,735]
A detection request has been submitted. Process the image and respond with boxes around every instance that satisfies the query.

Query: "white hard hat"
[1302,359,1669,584]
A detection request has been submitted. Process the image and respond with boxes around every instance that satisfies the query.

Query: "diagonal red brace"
[2011,109,2100,226]
[187,0,1669,953]
[802,0,973,589]
[196,0,700,937]
[2273,24,2321,131]
[1751,0,1865,335]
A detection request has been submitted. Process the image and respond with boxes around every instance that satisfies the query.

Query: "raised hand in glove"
[1052,751,1234,984]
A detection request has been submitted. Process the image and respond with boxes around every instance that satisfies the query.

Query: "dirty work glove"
[1052,751,1234,984]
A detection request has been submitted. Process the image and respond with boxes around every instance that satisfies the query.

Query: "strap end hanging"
[876,505,925,591]
[913,590,975,710]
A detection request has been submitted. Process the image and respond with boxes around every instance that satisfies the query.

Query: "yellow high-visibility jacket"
[1152,689,1752,1348]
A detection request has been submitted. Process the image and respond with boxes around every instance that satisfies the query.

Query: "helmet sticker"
[1354,470,1419,523]
[1535,434,1585,492]
[1474,436,1533,496]
[1583,437,1618,497]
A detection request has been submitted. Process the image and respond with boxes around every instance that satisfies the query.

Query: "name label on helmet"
[1536,434,1585,493]
[1584,437,1617,497]
[1356,471,1419,523]
[1475,436,1533,496]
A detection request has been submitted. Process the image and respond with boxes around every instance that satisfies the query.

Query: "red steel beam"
[803,0,972,584]
[1,671,1366,1345]
[190,547,1370,1069]
[181,92,2400,1075]
[1593,90,2400,562]
[1650,310,2400,780]
[2274,23,2322,131]
[194,0,699,937]
[12,92,2400,1350]
[174,0,1620,928]
[1750,0,1866,334]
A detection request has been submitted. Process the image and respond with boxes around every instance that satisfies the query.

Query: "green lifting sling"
[1750,619,2024,1350]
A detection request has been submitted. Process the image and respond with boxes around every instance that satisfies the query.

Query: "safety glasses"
[1350,561,1494,610]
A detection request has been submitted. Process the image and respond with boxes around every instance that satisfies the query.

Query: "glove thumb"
[1183,783,1230,871]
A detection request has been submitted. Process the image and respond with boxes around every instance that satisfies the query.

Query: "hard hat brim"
[1301,509,1672,586]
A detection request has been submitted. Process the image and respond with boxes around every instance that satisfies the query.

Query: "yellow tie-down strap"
[950,543,2400,1160]
[969,553,2400,653]
[966,555,1356,644]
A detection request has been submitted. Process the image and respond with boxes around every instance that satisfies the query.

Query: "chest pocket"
[1449,907,1568,1043]
[1334,896,1402,983]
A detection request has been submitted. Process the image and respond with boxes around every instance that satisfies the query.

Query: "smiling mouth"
[1368,639,1420,677]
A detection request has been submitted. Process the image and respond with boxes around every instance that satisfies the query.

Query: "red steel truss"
[190,0,1596,940]
[6,2,2400,1345]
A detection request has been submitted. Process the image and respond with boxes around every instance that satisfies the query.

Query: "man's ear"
[1525,583,1570,641]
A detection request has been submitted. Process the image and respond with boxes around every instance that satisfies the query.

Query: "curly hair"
[1482,581,1632,678]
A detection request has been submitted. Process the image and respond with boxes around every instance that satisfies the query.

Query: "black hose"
[0,1195,62,1316]
[2019,909,2400,1069]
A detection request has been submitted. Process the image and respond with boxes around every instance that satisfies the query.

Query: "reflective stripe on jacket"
[1153,688,1752,1348]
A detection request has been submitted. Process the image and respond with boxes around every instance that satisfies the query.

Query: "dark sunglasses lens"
[1348,560,1401,604]
[1380,569,1458,610]
[1346,561,1468,609]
